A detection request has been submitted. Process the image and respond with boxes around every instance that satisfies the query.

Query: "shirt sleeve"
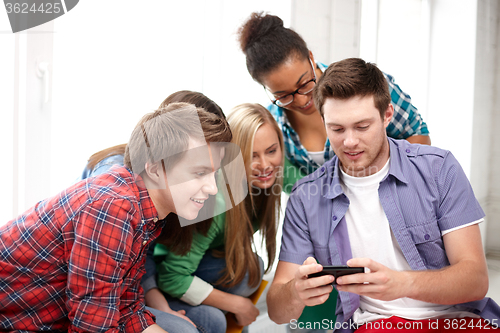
[66,197,155,333]
[156,213,225,303]
[436,152,485,231]
[180,276,214,305]
[384,72,430,139]
[278,188,315,265]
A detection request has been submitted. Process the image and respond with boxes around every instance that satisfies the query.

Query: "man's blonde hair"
[124,102,231,175]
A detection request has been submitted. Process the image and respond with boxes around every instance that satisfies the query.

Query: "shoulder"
[393,139,449,163]
[317,62,328,71]
[389,138,456,181]
[382,71,393,82]
[87,154,125,179]
[210,211,226,233]
[395,139,448,158]
[267,103,283,121]
[84,166,138,204]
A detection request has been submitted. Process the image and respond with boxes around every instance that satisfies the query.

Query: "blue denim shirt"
[79,154,125,181]
[280,138,499,331]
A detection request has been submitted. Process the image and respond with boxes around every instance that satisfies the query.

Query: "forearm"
[202,288,242,312]
[404,259,488,304]
[144,288,172,313]
[340,249,488,306]
[406,134,431,145]
[266,279,305,324]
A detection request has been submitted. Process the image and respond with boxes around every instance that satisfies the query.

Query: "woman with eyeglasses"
[237,12,431,188]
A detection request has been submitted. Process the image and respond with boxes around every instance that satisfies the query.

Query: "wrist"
[288,278,306,307]
[231,294,247,313]
[401,270,417,299]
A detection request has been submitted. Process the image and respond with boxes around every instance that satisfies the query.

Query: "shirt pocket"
[406,221,447,270]
[312,244,333,266]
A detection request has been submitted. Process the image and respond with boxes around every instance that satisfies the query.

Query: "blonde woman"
[151,103,284,330]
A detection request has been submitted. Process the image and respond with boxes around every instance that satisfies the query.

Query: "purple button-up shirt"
[280,138,499,332]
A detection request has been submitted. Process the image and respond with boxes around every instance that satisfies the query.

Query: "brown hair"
[159,90,225,120]
[237,11,309,84]
[313,58,391,118]
[217,103,284,288]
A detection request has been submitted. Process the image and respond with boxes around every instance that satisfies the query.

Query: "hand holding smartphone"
[308,265,364,284]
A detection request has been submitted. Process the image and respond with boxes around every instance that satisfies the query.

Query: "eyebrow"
[266,143,278,151]
[253,143,278,155]
[189,165,214,172]
[271,70,310,95]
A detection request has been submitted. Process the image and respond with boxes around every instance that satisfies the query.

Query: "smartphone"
[308,265,364,284]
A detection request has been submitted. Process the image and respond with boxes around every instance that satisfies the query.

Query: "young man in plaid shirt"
[0,103,232,333]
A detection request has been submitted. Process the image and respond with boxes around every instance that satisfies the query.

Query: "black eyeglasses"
[265,58,317,107]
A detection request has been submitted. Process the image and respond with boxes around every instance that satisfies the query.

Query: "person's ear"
[309,50,315,65]
[383,104,394,128]
[144,161,165,187]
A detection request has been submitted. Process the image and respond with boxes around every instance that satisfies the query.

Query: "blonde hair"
[124,102,231,175]
[218,103,284,288]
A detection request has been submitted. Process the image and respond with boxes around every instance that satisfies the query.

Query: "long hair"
[85,91,229,255]
[217,103,284,288]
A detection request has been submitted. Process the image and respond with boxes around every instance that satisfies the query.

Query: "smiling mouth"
[300,99,313,109]
[255,170,273,179]
[346,152,362,156]
[190,198,206,204]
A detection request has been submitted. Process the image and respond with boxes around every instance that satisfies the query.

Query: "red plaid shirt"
[0,167,164,332]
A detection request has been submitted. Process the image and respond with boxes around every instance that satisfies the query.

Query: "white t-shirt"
[308,150,326,166]
[339,159,480,324]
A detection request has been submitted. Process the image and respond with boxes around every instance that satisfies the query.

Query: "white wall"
[367,0,430,122]
[481,0,500,253]
[0,22,15,224]
[426,0,477,169]
[291,0,361,64]
[471,0,496,250]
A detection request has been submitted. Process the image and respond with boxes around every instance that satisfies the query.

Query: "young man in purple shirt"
[267,58,499,332]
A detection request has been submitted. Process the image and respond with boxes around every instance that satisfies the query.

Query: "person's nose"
[344,130,359,148]
[293,93,310,107]
[257,156,272,173]
[203,172,218,196]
